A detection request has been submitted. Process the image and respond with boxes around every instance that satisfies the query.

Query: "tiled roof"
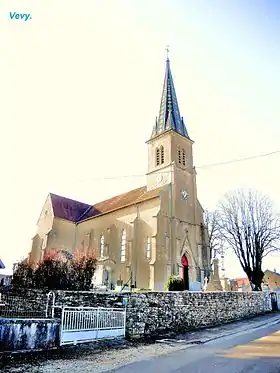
[234,277,250,288]
[50,186,163,223]
[50,194,92,223]
[263,270,280,291]
[265,269,280,278]
[151,58,190,140]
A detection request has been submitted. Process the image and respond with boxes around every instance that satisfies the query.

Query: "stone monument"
[206,258,223,291]
[221,277,231,291]
[202,276,208,291]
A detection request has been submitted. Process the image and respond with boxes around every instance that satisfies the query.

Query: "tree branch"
[215,188,280,290]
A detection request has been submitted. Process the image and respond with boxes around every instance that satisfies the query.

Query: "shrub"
[165,275,185,291]
[71,255,97,291]
[11,260,35,290]
[11,249,97,291]
[33,254,70,290]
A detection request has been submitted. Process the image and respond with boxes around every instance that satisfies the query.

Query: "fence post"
[59,307,65,346]
[123,308,126,338]
[45,292,50,318]
[45,291,56,318]
[96,308,100,340]
[51,292,56,318]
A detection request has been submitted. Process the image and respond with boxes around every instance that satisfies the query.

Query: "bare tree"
[217,189,280,291]
[204,209,223,264]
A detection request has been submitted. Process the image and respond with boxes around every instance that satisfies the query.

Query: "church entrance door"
[181,255,189,290]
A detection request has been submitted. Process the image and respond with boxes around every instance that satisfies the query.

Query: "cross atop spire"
[165,45,170,60]
[150,55,190,139]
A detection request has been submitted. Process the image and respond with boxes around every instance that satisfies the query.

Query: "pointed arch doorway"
[181,255,189,290]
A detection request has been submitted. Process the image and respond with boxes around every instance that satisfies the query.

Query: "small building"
[230,277,251,292]
[263,269,280,291]
[0,259,11,286]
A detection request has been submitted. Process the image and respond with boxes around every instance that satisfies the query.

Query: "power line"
[197,150,280,169]
[70,149,280,183]
[48,149,280,186]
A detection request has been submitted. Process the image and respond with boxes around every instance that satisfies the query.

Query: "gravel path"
[1,339,190,373]
[1,313,279,373]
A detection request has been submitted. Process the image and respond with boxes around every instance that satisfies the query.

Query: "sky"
[0,0,279,278]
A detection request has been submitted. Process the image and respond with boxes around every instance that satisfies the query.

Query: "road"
[1,314,280,373]
[109,322,280,373]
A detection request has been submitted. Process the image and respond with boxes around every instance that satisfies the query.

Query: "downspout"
[134,204,140,288]
[73,222,78,254]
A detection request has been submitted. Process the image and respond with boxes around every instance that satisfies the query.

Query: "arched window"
[160,146,164,164]
[178,148,181,164]
[120,229,126,262]
[156,148,160,166]
[100,235,105,258]
[146,237,151,259]
[182,149,186,166]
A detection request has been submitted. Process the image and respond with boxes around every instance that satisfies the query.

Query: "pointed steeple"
[151,56,190,139]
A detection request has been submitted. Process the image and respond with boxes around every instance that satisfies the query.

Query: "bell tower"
[145,51,207,288]
[146,54,194,193]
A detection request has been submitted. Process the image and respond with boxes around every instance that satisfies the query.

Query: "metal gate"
[60,306,126,346]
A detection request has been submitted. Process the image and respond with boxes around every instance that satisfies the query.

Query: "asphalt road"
[109,323,280,373]
[2,315,280,373]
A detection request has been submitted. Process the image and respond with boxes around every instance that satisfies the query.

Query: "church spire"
[151,52,190,139]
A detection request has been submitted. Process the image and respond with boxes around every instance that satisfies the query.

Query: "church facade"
[30,57,211,291]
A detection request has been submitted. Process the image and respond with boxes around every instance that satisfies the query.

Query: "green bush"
[165,275,185,291]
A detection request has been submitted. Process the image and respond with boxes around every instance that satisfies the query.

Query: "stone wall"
[1,289,272,340]
[0,290,49,318]
[52,290,271,339]
[124,291,271,339]
[52,290,126,318]
[0,318,60,352]
[54,290,125,308]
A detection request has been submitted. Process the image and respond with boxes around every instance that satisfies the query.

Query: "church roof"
[50,193,93,223]
[151,57,190,139]
[50,186,163,223]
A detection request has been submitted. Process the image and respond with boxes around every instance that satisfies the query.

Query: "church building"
[30,56,211,291]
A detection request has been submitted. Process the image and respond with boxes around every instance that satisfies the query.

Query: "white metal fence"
[60,306,126,346]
